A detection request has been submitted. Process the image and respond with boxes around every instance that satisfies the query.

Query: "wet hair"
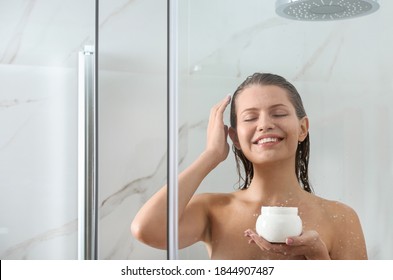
[230,73,313,193]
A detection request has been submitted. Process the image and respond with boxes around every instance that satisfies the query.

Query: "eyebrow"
[240,104,288,114]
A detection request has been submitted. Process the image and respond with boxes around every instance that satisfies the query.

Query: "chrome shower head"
[276,0,380,21]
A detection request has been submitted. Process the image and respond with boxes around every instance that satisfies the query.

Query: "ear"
[298,116,309,142]
[228,127,241,150]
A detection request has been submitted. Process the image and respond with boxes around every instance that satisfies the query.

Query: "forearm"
[177,151,220,211]
[131,151,220,246]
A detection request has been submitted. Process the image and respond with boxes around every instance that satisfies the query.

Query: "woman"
[131,73,367,259]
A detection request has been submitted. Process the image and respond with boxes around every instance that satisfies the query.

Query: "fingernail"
[286,238,294,245]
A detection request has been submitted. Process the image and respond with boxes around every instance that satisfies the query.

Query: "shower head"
[276,0,380,21]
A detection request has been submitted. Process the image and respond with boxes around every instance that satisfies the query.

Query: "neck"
[244,160,304,205]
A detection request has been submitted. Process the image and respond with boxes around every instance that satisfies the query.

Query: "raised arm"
[131,95,231,249]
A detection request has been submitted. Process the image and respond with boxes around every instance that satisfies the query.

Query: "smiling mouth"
[255,137,283,145]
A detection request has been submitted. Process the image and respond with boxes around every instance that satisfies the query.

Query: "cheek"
[280,121,300,141]
[288,136,300,152]
[236,126,253,144]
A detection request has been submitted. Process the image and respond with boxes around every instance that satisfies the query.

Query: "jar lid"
[261,206,298,215]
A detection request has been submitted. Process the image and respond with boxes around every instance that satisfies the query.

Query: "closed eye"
[271,109,289,118]
[243,117,258,122]
[272,114,288,117]
[242,113,259,122]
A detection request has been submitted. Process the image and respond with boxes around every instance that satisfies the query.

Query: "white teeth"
[257,137,279,144]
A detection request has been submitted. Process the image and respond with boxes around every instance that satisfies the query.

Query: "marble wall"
[0,0,95,259]
[1,0,392,260]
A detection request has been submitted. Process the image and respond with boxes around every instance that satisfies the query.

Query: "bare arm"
[131,96,231,249]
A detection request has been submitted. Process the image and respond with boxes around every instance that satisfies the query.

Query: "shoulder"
[303,192,357,217]
[317,196,360,223]
[309,195,367,259]
[307,194,361,229]
[321,198,364,239]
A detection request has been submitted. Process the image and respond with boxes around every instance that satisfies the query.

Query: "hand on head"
[205,95,232,164]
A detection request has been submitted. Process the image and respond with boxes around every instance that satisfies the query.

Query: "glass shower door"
[177,0,393,260]
[0,0,96,259]
[98,0,168,259]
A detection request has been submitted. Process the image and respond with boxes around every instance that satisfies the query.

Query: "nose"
[257,114,275,131]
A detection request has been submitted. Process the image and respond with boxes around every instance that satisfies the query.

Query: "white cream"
[256,206,302,243]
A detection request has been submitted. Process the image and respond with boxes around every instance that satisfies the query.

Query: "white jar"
[256,206,302,243]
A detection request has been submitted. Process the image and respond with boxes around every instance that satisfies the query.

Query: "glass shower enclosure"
[174,0,393,260]
[1,0,392,260]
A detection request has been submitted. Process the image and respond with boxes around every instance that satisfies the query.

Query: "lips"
[253,135,284,145]
[257,137,280,144]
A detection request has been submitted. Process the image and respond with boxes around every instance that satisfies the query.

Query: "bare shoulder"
[310,195,367,259]
[314,196,357,217]
[308,195,362,232]
[315,196,361,226]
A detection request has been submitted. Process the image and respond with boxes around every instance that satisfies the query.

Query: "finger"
[208,96,231,133]
[244,230,297,256]
[215,95,231,120]
[209,96,229,122]
[245,230,271,251]
[286,230,319,246]
[210,95,230,120]
[211,95,231,113]
[244,229,254,237]
[253,236,272,250]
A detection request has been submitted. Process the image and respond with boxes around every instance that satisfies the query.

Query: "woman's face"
[230,84,308,166]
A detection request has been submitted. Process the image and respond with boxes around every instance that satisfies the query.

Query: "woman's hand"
[205,95,232,165]
[244,229,331,260]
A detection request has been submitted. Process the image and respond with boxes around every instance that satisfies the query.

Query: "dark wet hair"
[230,73,313,193]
